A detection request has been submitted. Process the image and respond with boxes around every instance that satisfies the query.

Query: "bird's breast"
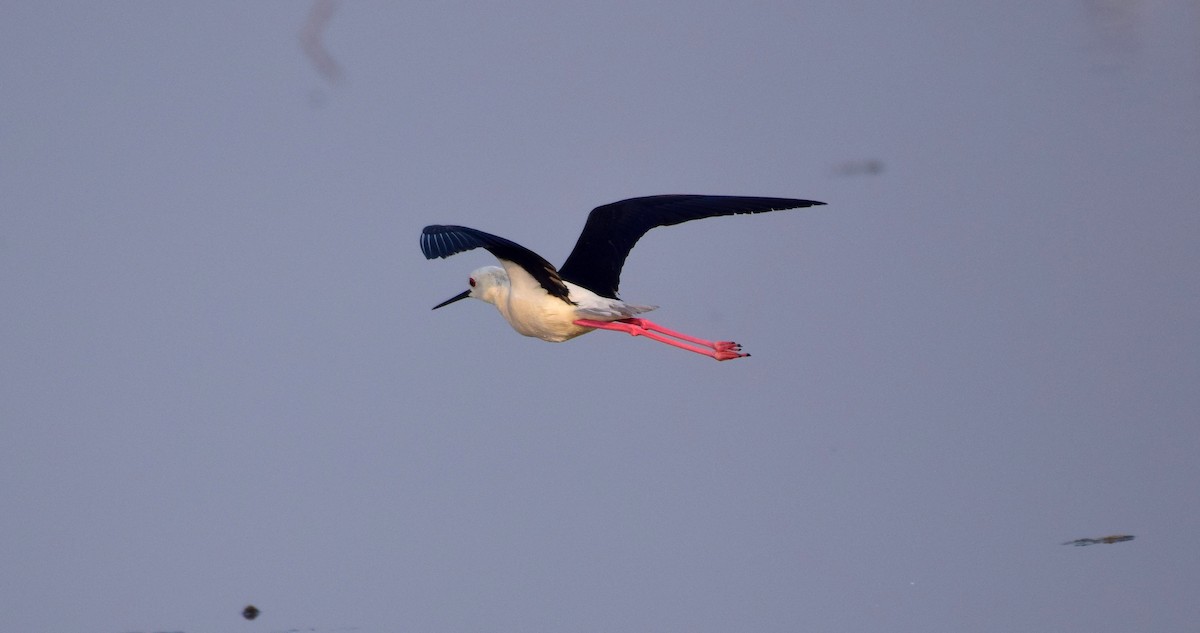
[497,292,590,342]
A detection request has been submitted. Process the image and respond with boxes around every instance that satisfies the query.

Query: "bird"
[420,194,825,361]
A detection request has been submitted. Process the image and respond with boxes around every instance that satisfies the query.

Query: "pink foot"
[713,341,749,361]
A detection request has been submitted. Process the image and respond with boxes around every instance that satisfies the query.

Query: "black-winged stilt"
[420,194,825,361]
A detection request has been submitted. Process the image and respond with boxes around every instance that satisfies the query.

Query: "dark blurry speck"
[243,604,260,620]
[1062,534,1135,546]
[832,159,884,176]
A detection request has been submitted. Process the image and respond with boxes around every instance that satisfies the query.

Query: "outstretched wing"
[420,225,572,303]
[557,195,825,299]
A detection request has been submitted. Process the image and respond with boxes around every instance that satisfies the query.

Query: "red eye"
[468,277,476,287]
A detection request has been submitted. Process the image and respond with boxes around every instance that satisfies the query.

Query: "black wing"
[557,195,825,298]
[420,225,572,303]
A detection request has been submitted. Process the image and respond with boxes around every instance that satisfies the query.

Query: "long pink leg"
[619,318,745,352]
[573,318,749,361]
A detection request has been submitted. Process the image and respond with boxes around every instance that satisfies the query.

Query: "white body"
[467,265,655,342]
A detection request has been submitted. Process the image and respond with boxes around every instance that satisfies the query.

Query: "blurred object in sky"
[242,604,260,620]
[1080,0,1144,72]
[1062,534,1136,546]
[300,0,343,84]
[832,159,884,177]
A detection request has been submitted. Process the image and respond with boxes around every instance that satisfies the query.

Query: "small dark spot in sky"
[1062,534,1135,546]
[243,604,260,620]
[832,159,884,176]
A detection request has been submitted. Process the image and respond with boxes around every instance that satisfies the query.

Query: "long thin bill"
[432,289,471,310]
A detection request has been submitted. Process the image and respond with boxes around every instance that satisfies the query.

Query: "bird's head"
[432,265,508,309]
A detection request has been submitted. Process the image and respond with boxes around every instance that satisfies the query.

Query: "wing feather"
[420,225,572,303]
[557,195,825,298]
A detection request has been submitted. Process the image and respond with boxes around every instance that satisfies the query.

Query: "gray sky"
[2,2,1198,632]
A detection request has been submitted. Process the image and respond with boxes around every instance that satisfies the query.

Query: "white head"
[431,265,509,309]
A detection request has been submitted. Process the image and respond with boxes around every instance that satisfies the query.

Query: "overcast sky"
[2,2,1198,632]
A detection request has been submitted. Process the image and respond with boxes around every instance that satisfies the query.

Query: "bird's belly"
[502,299,591,342]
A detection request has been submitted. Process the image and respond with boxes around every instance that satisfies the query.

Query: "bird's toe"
[712,343,750,361]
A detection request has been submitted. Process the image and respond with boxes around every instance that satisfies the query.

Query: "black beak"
[432,289,471,310]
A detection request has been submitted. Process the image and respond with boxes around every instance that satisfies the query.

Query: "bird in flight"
[420,194,825,360]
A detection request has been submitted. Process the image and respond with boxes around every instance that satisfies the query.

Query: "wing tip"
[419,226,464,260]
[779,198,825,209]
